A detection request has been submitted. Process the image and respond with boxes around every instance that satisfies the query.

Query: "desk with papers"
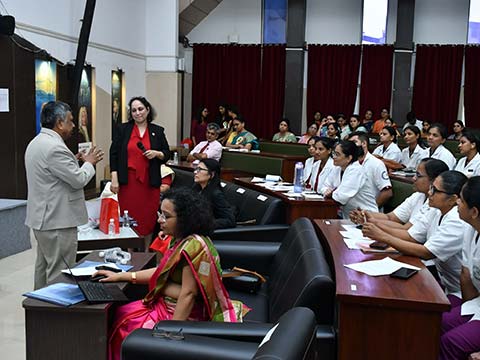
[234,177,338,223]
[22,251,156,360]
[314,219,450,360]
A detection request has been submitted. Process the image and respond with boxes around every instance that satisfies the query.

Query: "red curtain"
[307,45,361,124]
[192,44,283,139]
[464,46,480,128]
[259,45,286,139]
[359,45,394,118]
[412,45,464,129]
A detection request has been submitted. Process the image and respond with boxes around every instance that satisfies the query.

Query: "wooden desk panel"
[221,150,307,182]
[23,252,156,360]
[167,161,253,182]
[313,219,450,360]
[234,177,338,223]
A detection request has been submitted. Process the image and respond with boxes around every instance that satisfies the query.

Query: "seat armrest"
[213,224,289,242]
[122,328,258,360]
[214,241,280,273]
[313,325,337,360]
[154,320,274,343]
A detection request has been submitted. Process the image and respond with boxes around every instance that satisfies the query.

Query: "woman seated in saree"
[94,188,246,360]
[225,116,259,150]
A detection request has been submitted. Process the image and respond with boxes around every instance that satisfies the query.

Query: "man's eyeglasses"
[193,167,209,173]
[429,184,455,196]
[157,211,176,222]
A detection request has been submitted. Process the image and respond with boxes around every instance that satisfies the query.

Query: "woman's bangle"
[131,272,137,284]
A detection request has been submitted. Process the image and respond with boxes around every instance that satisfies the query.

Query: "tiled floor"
[0,238,35,360]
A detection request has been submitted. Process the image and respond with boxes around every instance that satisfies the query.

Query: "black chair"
[122,307,317,360]
[150,218,337,359]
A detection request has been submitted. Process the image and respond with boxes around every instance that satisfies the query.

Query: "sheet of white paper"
[0,88,9,112]
[265,174,281,182]
[302,193,324,200]
[251,177,265,183]
[342,224,359,231]
[343,237,375,250]
[344,257,420,276]
[61,263,122,276]
[339,229,368,239]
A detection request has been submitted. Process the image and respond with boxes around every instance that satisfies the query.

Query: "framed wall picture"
[77,66,92,144]
[111,69,123,138]
[35,59,57,134]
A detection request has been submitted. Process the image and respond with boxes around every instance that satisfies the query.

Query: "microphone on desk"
[137,141,147,152]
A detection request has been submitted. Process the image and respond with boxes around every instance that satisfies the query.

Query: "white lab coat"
[400,145,429,170]
[428,144,457,170]
[322,161,378,218]
[308,157,337,193]
[372,142,403,163]
[455,153,480,177]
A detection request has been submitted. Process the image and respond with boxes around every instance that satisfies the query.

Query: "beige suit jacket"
[25,128,95,230]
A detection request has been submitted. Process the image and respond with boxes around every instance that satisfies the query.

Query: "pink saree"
[108,234,243,360]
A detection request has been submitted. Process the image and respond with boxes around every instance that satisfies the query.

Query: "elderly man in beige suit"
[25,101,104,289]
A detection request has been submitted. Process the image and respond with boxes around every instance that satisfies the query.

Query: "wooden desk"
[167,160,253,182]
[313,219,450,360]
[234,177,338,224]
[390,172,415,184]
[221,150,307,182]
[23,251,156,360]
[77,227,145,252]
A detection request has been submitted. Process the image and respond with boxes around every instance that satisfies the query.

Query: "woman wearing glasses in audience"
[94,188,246,360]
[362,170,468,296]
[192,159,235,229]
[372,126,403,163]
[427,123,457,170]
[321,140,378,218]
[440,176,480,360]
[350,158,448,230]
[298,123,318,144]
[400,125,429,170]
[455,130,480,177]
[306,137,336,193]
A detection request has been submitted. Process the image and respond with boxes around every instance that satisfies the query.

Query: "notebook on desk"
[62,257,129,304]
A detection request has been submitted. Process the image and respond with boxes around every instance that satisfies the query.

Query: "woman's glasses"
[429,184,455,196]
[193,167,209,173]
[157,211,176,222]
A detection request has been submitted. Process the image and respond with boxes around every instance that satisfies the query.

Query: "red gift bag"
[99,182,120,234]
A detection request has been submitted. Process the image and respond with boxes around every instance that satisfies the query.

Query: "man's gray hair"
[40,101,72,129]
[206,122,220,133]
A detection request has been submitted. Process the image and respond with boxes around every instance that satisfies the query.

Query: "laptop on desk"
[62,257,129,304]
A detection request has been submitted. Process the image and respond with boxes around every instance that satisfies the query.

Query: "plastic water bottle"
[293,162,304,193]
[173,152,179,164]
[123,210,130,227]
[108,218,115,237]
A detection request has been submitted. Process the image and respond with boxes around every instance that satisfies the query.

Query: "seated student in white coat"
[427,123,457,170]
[455,130,480,178]
[363,170,468,295]
[400,125,429,170]
[350,158,448,230]
[321,140,378,218]
[349,132,393,208]
[372,126,403,163]
[303,136,320,185]
[439,176,480,360]
[306,137,336,193]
